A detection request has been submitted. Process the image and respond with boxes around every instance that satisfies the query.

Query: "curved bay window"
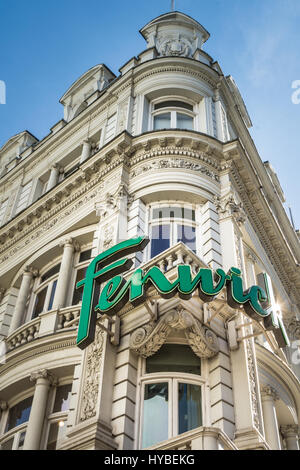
[149,204,197,259]
[152,100,194,131]
[139,344,205,449]
[0,396,33,450]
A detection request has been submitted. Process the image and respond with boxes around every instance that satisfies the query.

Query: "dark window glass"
[6,397,33,432]
[72,267,87,305]
[17,431,26,449]
[146,344,201,375]
[32,287,47,319]
[151,225,170,258]
[142,383,168,448]
[79,249,92,263]
[177,225,196,253]
[178,383,202,434]
[152,207,195,221]
[154,101,193,111]
[46,421,67,450]
[41,264,60,283]
[47,280,57,311]
[53,384,72,413]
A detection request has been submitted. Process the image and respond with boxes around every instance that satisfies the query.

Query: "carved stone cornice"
[129,306,219,359]
[30,369,57,385]
[261,385,279,401]
[280,425,299,438]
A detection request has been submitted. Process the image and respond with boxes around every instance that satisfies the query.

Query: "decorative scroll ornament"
[286,319,300,339]
[80,325,104,421]
[129,307,219,359]
[214,194,246,226]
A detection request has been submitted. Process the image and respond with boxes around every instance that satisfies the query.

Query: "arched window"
[151,100,195,131]
[148,203,197,259]
[138,343,205,449]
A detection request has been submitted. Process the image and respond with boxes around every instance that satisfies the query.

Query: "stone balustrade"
[6,317,41,351]
[142,241,207,274]
[146,426,237,450]
[5,305,81,352]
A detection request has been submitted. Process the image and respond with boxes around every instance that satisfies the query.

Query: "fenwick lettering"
[76,236,289,350]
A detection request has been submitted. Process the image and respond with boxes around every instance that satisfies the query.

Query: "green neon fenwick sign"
[76,236,289,350]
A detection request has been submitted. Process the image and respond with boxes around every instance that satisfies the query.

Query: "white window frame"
[67,245,92,306]
[27,258,61,322]
[150,97,196,131]
[137,351,208,449]
[145,202,201,262]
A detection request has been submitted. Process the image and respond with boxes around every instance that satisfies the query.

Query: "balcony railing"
[5,305,81,352]
[146,426,237,451]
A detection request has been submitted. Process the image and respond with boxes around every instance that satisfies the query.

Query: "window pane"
[178,383,202,434]
[79,249,91,263]
[32,287,47,319]
[154,101,193,111]
[176,113,193,130]
[47,280,57,311]
[47,421,67,450]
[146,344,201,375]
[6,397,33,432]
[153,113,171,130]
[41,264,60,283]
[17,431,26,449]
[53,384,72,413]
[151,225,170,258]
[177,225,196,252]
[142,383,168,448]
[72,267,87,305]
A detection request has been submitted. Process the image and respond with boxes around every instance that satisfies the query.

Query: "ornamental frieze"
[129,306,219,359]
[131,157,220,182]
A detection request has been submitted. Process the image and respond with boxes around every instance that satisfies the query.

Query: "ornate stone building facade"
[0,12,299,451]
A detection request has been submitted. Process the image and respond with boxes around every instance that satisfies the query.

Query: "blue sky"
[0,0,299,228]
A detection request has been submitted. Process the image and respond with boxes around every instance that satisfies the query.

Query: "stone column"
[0,401,8,435]
[261,385,281,450]
[23,369,56,450]
[0,287,5,304]
[80,140,91,164]
[46,164,61,192]
[281,425,300,450]
[52,238,79,310]
[9,266,38,334]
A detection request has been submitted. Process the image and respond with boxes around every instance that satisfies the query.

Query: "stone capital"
[30,369,57,385]
[59,237,80,252]
[280,425,299,438]
[23,265,39,278]
[261,385,279,401]
[0,400,8,411]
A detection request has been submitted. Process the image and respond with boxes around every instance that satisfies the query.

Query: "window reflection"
[142,383,169,448]
[178,383,202,434]
[6,397,33,432]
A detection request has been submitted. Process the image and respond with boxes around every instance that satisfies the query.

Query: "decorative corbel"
[129,306,219,359]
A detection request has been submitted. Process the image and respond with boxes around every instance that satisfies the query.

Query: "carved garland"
[129,307,219,359]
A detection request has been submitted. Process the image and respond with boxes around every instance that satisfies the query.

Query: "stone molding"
[286,319,300,340]
[0,287,6,303]
[23,265,39,278]
[214,194,246,226]
[129,306,219,359]
[59,237,80,252]
[0,401,8,411]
